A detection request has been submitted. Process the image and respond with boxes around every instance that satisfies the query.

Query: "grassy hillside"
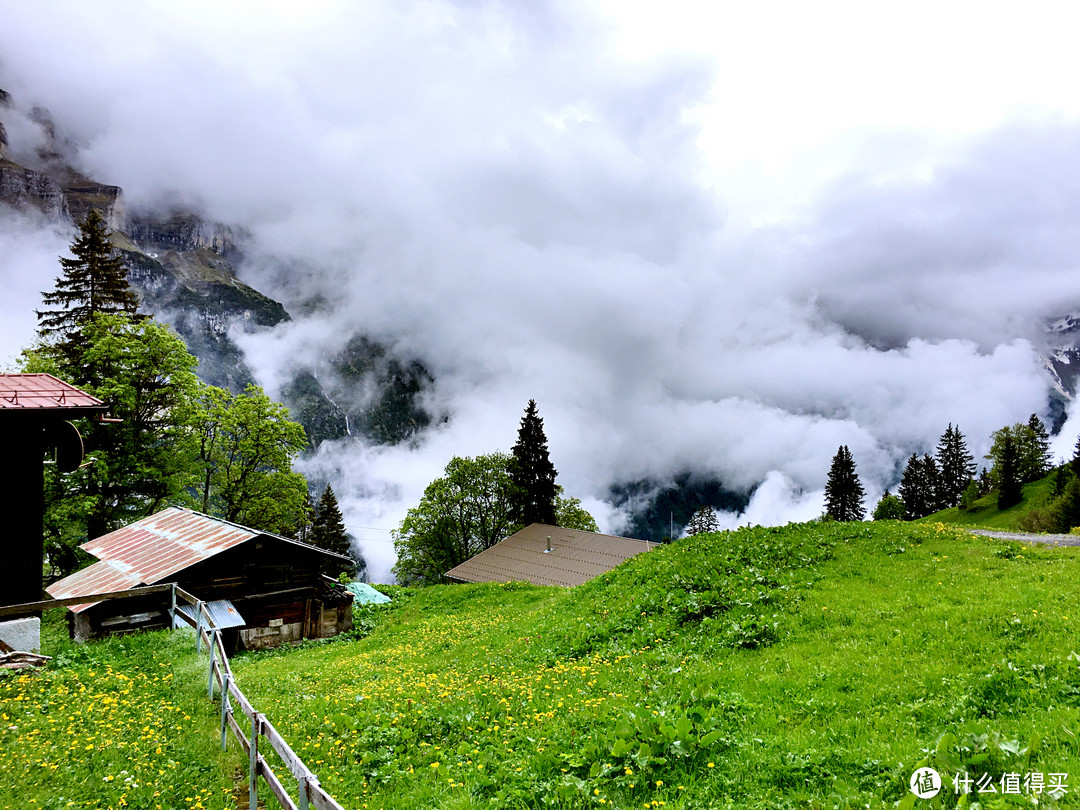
[6,521,1080,809]
[926,476,1058,531]
[230,522,1080,809]
[0,614,243,809]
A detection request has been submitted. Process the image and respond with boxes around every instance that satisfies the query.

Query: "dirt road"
[968,529,1080,547]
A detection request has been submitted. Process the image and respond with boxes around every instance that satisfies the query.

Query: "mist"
[2,1,1078,580]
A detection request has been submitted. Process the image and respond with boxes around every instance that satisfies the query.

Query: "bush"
[872,493,905,521]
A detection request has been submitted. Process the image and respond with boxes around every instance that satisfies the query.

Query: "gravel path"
[968,529,1080,547]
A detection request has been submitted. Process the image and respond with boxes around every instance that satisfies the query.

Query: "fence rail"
[4,583,347,810]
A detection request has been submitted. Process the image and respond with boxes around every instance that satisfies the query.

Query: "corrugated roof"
[173,599,246,630]
[47,506,354,611]
[45,559,144,613]
[443,524,655,588]
[81,507,258,584]
[0,373,106,414]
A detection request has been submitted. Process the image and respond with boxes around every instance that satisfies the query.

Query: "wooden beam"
[0,584,175,618]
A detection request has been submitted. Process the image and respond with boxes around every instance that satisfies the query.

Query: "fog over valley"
[3,1,1080,580]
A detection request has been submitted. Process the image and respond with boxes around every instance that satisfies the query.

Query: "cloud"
[0,210,70,367]
[1,1,1076,580]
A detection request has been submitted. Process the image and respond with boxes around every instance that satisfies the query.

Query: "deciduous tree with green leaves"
[188,384,309,536]
[22,313,203,573]
[393,452,522,585]
[555,495,600,532]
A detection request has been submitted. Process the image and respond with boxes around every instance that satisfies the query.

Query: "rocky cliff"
[0,88,438,447]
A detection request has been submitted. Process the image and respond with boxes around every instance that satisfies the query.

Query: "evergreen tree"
[310,484,356,576]
[36,209,140,364]
[1024,414,1052,482]
[898,453,940,520]
[824,445,865,521]
[935,424,975,508]
[510,399,558,526]
[685,505,720,536]
[997,433,1023,510]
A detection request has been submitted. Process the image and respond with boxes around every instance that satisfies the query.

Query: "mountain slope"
[232,521,1080,808]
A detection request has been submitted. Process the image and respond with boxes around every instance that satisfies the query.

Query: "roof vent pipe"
[544,535,552,553]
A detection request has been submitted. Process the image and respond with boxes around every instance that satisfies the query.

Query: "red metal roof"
[0,373,105,413]
[47,507,354,612]
[444,524,655,587]
[47,506,354,611]
[45,559,144,613]
[80,507,259,585]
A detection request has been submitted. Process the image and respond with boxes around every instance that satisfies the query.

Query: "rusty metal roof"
[47,506,353,611]
[80,506,259,585]
[0,373,106,415]
[45,559,144,613]
[443,524,655,588]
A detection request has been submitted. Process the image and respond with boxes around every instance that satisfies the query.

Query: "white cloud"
[2,1,1077,580]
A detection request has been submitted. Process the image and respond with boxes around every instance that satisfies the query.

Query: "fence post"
[195,601,204,653]
[219,674,230,751]
[298,773,311,810]
[169,583,177,628]
[208,631,218,700]
[249,713,260,810]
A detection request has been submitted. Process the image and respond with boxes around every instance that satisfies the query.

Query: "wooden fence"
[1,584,347,810]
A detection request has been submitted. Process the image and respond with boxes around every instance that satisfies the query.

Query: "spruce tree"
[935,424,975,508]
[37,209,141,364]
[311,485,352,556]
[824,445,865,521]
[899,453,940,520]
[1024,414,1052,482]
[310,484,356,576]
[510,399,558,526]
[998,433,1023,510]
[685,505,720,536]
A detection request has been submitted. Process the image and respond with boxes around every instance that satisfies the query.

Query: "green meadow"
[231,522,1080,809]
[0,618,242,809]
[5,520,1080,808]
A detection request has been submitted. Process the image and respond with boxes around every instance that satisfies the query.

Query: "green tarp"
[345,582,391,604]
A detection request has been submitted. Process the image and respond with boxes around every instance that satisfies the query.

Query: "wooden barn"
[46,507,354,650]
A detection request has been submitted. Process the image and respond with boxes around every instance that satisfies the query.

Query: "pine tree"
[510,399,558,526]
[824,445,865,522]
[36,209,140,364]
[899,453,940,520]
[998,433,1023,510]
[1024,414,1052,482]
[685,505,720,536]
[310,484,356,576]
[935,424,975,508]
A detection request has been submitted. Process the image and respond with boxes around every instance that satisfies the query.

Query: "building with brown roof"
[47,506,354,650]
[443,524,654,587]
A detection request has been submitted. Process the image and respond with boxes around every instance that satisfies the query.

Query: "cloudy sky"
[3,1,1080,579]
